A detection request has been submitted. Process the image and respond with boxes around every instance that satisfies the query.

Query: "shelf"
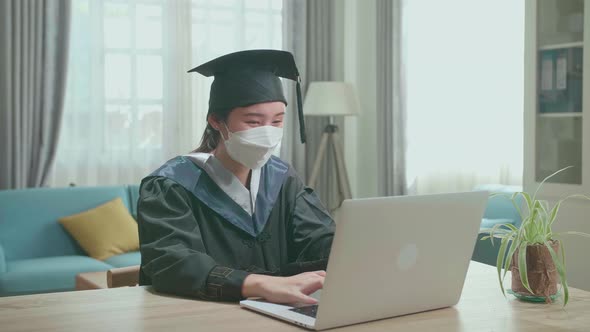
[539,41,583,50]
[538,112,583,118]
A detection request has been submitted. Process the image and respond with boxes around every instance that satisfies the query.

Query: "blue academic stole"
[147,155,289,238]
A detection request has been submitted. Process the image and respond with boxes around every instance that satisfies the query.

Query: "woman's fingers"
[293,292,319,304]
[313,270,327,277]
[260,273,326,305]
[300,275,324,295]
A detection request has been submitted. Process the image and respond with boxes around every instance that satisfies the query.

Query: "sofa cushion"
[480,218,516,230]
[0,256,112,296]
[104,251,141,268]
[128,185,140,219]
[473,184,524,226]
[0,186,132,260]
[59,198,139,261]
[472,184,523,266]
[0,244,5,273]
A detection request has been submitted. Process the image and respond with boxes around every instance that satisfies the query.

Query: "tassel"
[296,78,306,144]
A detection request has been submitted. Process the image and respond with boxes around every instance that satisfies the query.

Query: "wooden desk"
[1,262,589,332]
[75,271,108,290]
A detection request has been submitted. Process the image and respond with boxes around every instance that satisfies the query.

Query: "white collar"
[183,153,260,216]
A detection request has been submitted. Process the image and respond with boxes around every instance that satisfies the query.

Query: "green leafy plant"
[480,166,590,306]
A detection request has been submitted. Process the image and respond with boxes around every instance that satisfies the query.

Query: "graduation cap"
[188,49,306,144]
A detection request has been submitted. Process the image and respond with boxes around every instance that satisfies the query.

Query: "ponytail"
[192,109,231,153]
[193,123,221,153]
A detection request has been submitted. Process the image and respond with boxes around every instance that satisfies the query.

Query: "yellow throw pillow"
[59,197,139,261]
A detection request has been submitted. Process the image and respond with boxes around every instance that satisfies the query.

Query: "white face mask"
[222,124,283,169]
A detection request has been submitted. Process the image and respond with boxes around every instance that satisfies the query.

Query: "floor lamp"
[303,82,360,201]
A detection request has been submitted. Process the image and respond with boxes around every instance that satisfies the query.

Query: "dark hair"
[193,110,230,153]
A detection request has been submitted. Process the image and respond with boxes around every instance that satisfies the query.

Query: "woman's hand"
[242,271,326,304]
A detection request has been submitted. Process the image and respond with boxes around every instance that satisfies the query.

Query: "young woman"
[137,50,335,304]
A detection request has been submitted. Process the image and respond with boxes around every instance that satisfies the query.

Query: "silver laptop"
[240,191,488,330]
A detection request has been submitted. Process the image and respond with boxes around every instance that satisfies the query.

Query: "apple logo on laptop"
[397,244,418,271]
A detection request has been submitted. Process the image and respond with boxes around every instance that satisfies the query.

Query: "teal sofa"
[471,184,524,266]
[0,185,141,296]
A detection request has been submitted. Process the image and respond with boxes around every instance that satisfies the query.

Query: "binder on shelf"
[538,46,583,114]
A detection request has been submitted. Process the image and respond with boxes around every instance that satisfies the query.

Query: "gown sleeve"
[285,187,336,274]
[137,177,250,302]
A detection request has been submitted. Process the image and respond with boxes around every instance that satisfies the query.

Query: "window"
[404,0,525,194]
[49,0,282,186]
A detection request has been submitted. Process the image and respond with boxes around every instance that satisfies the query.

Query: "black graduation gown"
[137,155,335,302]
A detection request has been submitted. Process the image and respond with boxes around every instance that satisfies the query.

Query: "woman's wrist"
[242,274,273,298]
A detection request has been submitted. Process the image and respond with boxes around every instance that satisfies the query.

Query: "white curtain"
[49,0,282,187]
[280,0,306,176]
[376,0,406,196]
[404,0,524,194]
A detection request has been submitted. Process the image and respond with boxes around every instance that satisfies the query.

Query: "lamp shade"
[303,82,360,117]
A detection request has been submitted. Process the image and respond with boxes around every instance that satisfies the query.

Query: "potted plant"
[480,166,590,305]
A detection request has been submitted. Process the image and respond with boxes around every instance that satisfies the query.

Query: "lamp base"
[308,124,352,202]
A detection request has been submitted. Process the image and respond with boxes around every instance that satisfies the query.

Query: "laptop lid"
[314,191,488,330]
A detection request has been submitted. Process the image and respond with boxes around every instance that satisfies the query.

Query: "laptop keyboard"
[289,305,318,318]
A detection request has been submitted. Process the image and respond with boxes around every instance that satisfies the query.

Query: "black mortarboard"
[188,49,306,143]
